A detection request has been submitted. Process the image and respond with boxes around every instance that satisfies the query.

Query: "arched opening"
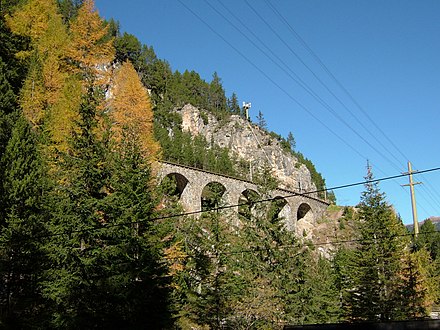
[297,203,312,221]
[162,173,189,199]
[238,189,259,219]
[268,197,288,223]
[201,182,226,211]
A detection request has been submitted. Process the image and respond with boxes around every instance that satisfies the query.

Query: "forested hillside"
[0,1,439,328]
[106,5,330,197]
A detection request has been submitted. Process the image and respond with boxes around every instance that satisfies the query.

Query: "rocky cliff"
[177,104,317,196]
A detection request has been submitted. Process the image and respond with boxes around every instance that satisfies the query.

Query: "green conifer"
[348,166,408,321]
[0,114,49,327]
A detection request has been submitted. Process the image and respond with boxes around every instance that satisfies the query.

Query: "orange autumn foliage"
[6,0,58,43]
[7,0,69,127]
[67,0,114,86]
[110,61,160,161]
[8,0,114,153]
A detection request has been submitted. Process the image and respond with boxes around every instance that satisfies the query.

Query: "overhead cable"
[9,165,440,241]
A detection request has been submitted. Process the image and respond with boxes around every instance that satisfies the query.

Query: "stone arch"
[297,202,313,221]
[238,189,259,218]
[201,181,226,210]
[162,172,189,198]
[269,196,289,223]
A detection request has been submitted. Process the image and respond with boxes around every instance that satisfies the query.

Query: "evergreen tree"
[0,0,28,97]
[334,245,358,318]
[418,219,440,261]
[208,72,227,113]
[229,180,341,327]
[417,219,440,306]
[57,0,84,24]
[0,60,17,159]
[135,46,172,106]
[169,211,236,329]
[234,204,294,327]
[103,123,172,328]
[42,88,116,328]
[0,115,49,327]
[287,131,296,152]
[44,85,171,327]
[0,59,16,115]
[256,110,267,130]
[282,252,341,325]
[114,31,142,64]
[397,248,438,319]
[227,92,240,115]
[346,166,408,321]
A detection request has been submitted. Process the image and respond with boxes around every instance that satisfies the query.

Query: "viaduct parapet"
[157,161,329,234]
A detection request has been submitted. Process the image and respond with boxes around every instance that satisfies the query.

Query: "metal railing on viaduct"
[156,161,329,232]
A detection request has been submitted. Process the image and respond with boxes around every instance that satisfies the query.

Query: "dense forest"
[0,0,439,328]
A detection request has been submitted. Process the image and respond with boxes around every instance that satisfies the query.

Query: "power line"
[187,1,439,216]
[179,0,400,178]
[418,185,440,213]
[413,162,440,206]
[264,0,410,164]
[261,0,440,215]
[8,165,440,242]
[198,230,440,259]
[176,0,370,165]
[221,0,440,213]
[243,0,403,172]
[212,0,402,173]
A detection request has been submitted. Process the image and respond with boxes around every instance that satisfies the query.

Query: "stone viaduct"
[157,161,329,233]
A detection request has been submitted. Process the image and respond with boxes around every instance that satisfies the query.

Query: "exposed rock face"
[176,104,317,196]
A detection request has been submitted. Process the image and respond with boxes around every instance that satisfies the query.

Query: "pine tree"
[42,88,116,328]
[0,59,16,115]
[57,0,83,24]
[0,114,49,327]
[347,166,408,321]
[163,211,232,328]
[334,245,358,319]
[256,110,267,130]
[43,85,171,327]
[0,1,28,96]
[232,208,292,327]
[397,248,438,319]
[418,219,440,261]
[0,59,18,160]
[208,72,226,113]
[104,123,172,328]
[418,219,440,306]
[287,131,296,152]
[114,31,142,63]
[227,92,240,115]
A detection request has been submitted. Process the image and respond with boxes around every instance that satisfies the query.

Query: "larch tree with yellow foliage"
[8,0,116,154]
[67,0,114,86]
[2,1,171,327]
[7,0,69,126]
[110,61,160,162]
[6,0,82,153]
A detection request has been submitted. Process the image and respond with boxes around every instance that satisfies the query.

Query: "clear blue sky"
[95,0,440,225]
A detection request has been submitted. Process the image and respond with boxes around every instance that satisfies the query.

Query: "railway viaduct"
[157,161,329,233]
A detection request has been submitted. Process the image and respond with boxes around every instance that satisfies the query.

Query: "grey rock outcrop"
[176,104,317,196]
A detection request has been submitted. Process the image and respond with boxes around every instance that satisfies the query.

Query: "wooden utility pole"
[402,161,422,237]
